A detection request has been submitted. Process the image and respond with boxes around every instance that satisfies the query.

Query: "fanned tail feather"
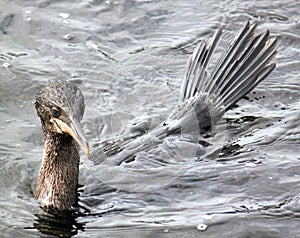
[179,21,277,111]
[90,21,277,165]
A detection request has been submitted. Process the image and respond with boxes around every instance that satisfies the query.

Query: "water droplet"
[2,62,10,68]
[197,223,207,231]
[58,13,70,19]
[245,162,257,168]
[63,34,74,40]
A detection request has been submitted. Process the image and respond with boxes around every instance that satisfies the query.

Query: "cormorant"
[34,21,277,211]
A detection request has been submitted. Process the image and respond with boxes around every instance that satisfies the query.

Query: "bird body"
[34,80,89,210]
[34,132,79,210]
[34,21,277,211]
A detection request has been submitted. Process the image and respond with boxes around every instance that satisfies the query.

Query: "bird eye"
[51,107,61,118]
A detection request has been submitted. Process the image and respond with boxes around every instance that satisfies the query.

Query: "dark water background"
[0,0,299,237]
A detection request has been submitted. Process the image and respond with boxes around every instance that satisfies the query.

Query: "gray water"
[0,0,299,237]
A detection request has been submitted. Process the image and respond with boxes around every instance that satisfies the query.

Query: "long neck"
[34,129,80,211]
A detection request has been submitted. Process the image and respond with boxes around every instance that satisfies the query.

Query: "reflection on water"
[32,210,86,237]
[0,0,299,237]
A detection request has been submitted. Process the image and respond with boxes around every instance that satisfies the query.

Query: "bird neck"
[34,129,80,211]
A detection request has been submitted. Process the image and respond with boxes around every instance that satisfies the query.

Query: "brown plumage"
[34,80,89,210]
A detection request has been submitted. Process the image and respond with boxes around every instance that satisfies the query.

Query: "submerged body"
[34,21,277,211]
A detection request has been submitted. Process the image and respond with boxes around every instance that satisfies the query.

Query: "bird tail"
[89,22,278,165]
[178,21,277,112]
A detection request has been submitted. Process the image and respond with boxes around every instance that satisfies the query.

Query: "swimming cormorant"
[34,21,277,211]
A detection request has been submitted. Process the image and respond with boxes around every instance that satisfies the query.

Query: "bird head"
[35,80,90,157]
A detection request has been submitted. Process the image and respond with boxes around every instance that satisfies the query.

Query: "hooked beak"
[52,117,90,157]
